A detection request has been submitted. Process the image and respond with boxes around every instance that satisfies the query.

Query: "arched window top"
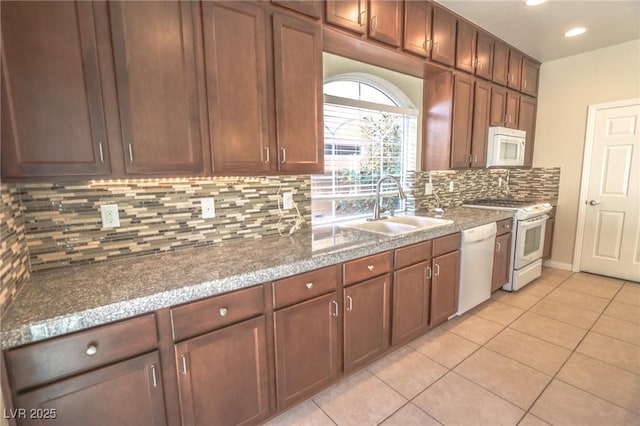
[323,73,416,109]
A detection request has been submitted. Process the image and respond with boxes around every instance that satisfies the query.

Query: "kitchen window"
[311,73,418,224]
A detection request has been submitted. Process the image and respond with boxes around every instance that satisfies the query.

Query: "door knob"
[588,200,602,206]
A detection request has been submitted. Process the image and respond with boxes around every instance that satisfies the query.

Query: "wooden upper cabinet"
[368,0,403,47]
[272,0,322,19]
[403,1,433,57]
[325,0,366,34]
[519,95,537,167]
[492,40,510,86]
[471,80,491,167]
[202,2,271,174]
[273,14,324,173]
[450,74,474,169]
[507,50,523,90]
[422,71,453,171]
[109,1,204,175]
[1,1,110,178]
[431,5,456,66]
[490,85,507,127]
[521,57,540,97]
[455,20,476,74]
[475,31,494,80]
[505,91,520,129]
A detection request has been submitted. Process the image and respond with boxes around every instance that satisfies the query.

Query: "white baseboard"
[543,260,574,271]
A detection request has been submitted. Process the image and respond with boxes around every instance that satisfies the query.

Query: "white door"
[579,101,640,281]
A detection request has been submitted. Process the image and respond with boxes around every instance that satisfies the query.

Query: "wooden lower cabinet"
[430,250,461,326]
[392,261,431,345]
[343,274,391,372]
[14,352,166,426]
[543,217,555,261]
[492,232,512,292]
[274,292,340,410]
[175,316,270,426]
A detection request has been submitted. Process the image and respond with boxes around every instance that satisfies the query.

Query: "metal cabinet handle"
[497,242,501,252]
[505,224,510,229]
[347,296,353,311]
[85,343,98,356]
[426,266,432,279]
[371,15,378,30]
[181,354,188,375]
[98,142,104,163]
[280,147,286,164]
[524,80,527,89]
[151,364,158,388]
[434,41,440,53]
[477,60,482,70]
[358,10,366,26]
[434,263,440,276]
[424,40,433,51]
[588,200,602,206]
[305,282,313,289]
[332,300,339,317]
[367,265,374,271]
[219,307,228,317]
[128,143,134,162]
[264,147,269,163]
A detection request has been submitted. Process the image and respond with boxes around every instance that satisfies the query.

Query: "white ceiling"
[436,0,640,62]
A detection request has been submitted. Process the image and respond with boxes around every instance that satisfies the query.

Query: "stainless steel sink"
[341,216,454,236]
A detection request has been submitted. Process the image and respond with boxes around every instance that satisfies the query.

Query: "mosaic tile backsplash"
[17,176,310,272]
[0,185,30,316]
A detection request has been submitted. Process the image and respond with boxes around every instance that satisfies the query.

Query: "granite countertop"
[1,207,513,349]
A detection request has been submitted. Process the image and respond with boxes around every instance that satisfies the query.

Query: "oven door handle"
[521,214,548,226]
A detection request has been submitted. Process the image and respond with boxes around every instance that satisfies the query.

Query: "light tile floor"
[266,268,640,426]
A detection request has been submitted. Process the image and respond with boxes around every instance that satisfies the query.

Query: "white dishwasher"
[457,222,497,315]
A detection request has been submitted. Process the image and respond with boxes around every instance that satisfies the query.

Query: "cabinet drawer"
[549,206,557,218]
[394,240,433,270]
[6,313,157,392]
[171,285,264,341]
[496,219,514,236]
[343,251,392,286]
[273,265,339,310]
[432,233,461,257]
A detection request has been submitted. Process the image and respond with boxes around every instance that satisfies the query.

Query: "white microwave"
[486,127,526,167]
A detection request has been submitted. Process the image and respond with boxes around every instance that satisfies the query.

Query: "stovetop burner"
[466,198,535,208]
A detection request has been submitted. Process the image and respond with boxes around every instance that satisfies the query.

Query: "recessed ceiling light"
[525,0,547,6]
[564,27,587,37]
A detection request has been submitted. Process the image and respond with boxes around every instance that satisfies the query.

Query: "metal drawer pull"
[219,307,228,317]
[497,242,501,251]
[426,266,432,279]
[434,264,440,276]
[85,343,98,356]
[305,282,314,289]
[181,354,188,375]
[347,296,353,311]
[151,364,158,388]
[367,265,374,271]
[332,300,339,317]
[505,224,510,229]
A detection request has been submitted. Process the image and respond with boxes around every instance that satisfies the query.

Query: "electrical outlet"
[424,183,433,195]
[282,192,293,210]
[498,177,503,187]
[449,180,455,192]
[201,198,216,219]
[100,204,120,228]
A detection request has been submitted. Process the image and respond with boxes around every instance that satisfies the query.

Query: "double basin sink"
[341,215,454,236]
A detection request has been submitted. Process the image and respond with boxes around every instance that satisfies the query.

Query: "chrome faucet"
[371,175,406,221]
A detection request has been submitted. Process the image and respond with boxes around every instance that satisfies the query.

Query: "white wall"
[534,39,640,268]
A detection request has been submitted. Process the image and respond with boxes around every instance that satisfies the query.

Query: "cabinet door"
[521,57,540,97]
[109,1,204,175]
[15,352,166,426]
[490,85,507,127]
[507,50,523,90]
[519,95,537,167]
[492,41,510,86]
[450,75,474,168]
[272,0,322,19]
[273,14,324,173]
[471,80,491,168]
[175,316,270,426]
[274,292,340,410]
[492,233,512,292]
[505,91,520,129]
[455,20,476,74]
[203,2,271,174]
[475,31,494,81]
[543,218,555,260]
[403,1,433,57]
[430,250,460,327]
[431,6,456,66]
[368,0,403,47]
[325,0,366,34]
[1,1,110,178]
[392,262,431,345]
[344,274,391,372]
